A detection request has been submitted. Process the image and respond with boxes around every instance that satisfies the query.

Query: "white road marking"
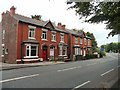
[0,74,39,83]
[72,81,91,89]
[86,63,96,66]
[101,69,114,76]
[57,66,82,72]
[57,67,77,72]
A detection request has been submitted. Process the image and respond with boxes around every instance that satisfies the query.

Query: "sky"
[0,0,118,47]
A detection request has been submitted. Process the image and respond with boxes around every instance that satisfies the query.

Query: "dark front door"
[42,46,47,61]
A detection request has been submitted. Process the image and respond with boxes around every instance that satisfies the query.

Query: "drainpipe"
[21,23,24,64]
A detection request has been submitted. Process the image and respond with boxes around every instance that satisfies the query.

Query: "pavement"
[0,61,65,71]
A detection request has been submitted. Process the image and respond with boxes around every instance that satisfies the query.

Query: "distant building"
[1,6,92,64]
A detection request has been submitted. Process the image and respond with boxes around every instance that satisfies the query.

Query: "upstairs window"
[42,28,48,40]
[52,32,56,41]
[42,31,47,40]
[75,37,78,44]
[88,39,90,46]
[84,38,86,45]
[80,38,82,44]
[28,26,36,39]
[60,33,64,42]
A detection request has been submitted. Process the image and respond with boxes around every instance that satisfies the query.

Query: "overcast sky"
[0,0,118,47]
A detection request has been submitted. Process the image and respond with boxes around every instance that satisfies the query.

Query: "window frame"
[60,33,64,43]
[25,44,38,58]
[42,28,48,40]
[51,31,56,42]
[75,37,78,44]
[80,38,82,44]
[28,26,36,39]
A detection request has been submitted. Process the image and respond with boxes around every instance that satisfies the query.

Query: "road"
[1,53,119,89]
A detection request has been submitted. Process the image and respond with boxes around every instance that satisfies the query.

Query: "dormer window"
[28,26,36,39]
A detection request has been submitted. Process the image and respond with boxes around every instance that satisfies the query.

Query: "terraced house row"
[1,6,92,64]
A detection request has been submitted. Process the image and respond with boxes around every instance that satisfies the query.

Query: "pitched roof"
[14,14,47,27]
[13,14,69,34]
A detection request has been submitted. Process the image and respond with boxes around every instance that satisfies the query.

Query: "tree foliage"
[67,1,120,37]
[101,42,120,53]
[86,32,98,52]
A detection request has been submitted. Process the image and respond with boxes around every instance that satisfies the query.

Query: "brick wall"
[2,12,18,63]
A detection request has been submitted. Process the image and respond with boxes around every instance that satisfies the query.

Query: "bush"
[99,51,106,58]
[85,54,97,59]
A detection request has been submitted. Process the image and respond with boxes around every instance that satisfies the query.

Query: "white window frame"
[88,39,90,46]
[63,47,67,56]
[28,26,36,39]
[25,44,38,58]
[60,33,64,43]
[75,48,78,55]
[42,28,48,40]
[80,38,82,44]
[59,46,63,56]
[75,37,78,44]
[50,47,54,56]
[52,31,56,42]
[5,49,8,54]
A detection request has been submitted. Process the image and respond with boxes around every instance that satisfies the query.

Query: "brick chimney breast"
[10,6,16,16]
[57,22,62,29]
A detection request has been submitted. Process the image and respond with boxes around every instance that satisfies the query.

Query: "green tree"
[86,32,98,52]
[67,1,120,37]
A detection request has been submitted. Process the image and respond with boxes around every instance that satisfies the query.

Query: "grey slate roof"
[14,14,47,27]
[13,14,69,34]
[13,14,89,37]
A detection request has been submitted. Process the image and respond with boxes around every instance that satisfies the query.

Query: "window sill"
[42,39,48,41]
[52,40,56,42]
[28,37,35,40]
[24,56,38,58]
[60,41,64,43]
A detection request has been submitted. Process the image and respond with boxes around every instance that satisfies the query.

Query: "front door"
[42,46,47,61]
[43,50,47,61]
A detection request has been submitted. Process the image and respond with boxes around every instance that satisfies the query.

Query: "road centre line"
[0,74,39,83]
[86,63,96,66]
[101,69,114,76]
[72,81,91,90]
[57,66,82,72]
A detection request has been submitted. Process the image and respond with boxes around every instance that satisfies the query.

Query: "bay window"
[25,44,38,58]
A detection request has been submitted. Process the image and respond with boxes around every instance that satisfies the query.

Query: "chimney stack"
[10,6,16,16]
[62,25,66,30]
[57,22,62,29]
[1,12,5,19]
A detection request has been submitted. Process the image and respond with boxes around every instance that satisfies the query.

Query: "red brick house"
[65,29,92,60]
[1,6,92,64]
